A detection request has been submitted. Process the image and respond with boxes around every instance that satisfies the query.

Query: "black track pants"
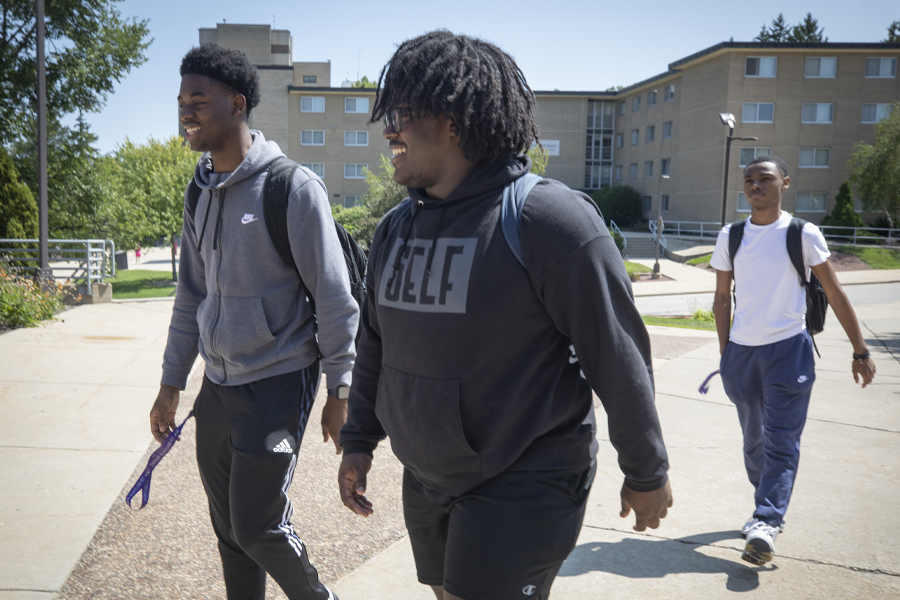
[194,364,334,600]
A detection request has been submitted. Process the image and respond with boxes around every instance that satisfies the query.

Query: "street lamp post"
[718,113,758,228]
[652,174,670,279]
[36,0,51,282]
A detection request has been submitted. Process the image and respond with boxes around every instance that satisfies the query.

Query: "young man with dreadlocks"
[337,31,672,600]
[151,43,358,599]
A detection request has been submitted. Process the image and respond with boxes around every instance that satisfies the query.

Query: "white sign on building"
[541,140,560,156]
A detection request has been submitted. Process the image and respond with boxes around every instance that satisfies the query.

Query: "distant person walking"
[711,155,875,566]
[134,246,141,264]
[150,43,357,599]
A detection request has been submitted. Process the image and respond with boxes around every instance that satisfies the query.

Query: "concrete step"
[623,238,660,258]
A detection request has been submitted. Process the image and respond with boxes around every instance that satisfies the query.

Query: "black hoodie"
[340,156,668,499]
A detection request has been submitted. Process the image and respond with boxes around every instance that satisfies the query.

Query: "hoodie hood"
[193,130,284,190]
[408,155,531,207]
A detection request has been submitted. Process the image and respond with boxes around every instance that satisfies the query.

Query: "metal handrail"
[650,221,898,247]
[609,220,627,251]
[649,219,668,250]
[0,239,116,293]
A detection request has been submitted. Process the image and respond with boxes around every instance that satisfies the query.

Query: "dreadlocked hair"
[181,43,261,117]
[371,31,540,164]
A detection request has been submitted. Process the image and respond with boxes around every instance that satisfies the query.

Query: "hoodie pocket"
[375,365,482,478]
[200,294,277,369]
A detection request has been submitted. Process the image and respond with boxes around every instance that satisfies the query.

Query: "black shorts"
[403,464,593,600]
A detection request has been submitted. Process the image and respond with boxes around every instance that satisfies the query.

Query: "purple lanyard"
[698,370,720,395]
[125,410,194,510]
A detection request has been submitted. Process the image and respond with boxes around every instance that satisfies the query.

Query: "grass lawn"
[624,261,652,276]
[107,269,177,299]
[686,253,713,266]
[831,246,900,270]
[642,316,717,331]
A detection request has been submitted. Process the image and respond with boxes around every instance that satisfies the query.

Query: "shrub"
[0,265,78,329]
[820,182,865,237]
[609,229,625,253]
[591,185,643,227]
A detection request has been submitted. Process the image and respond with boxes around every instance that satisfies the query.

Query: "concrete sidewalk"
[1,286,898,598]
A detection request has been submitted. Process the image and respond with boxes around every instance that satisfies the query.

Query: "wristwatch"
[328,385,350,400]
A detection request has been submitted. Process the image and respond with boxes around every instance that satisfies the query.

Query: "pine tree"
[885,20,900,42]
[769,14,791,41]
[790,13,827,42]
[821,182,865,237]
[0,146,38,241]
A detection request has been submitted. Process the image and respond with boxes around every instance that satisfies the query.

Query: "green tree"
[527,145,549,176]
[111,136,196,280]
[591,185,643,228]
[756,14,790,42]
[849,103,900,228]
[885,20,900,42]
[791,13,827,42]
[352,76,377,88]
[0,145,37,240]
[0,0,151,146]
[820,182,864,236]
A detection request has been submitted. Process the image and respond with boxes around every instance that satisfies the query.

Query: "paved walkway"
[1,267,898,598]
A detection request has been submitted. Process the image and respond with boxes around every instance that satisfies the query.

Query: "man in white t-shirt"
[711,155,876,566]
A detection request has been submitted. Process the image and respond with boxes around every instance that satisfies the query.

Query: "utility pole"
[36,0,51,282]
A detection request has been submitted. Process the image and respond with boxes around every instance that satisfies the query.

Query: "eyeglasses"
[383,107,414,133]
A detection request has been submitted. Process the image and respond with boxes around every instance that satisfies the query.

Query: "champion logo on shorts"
[272,438,293,453]
[522,585,537,596]
[798,375,808,383]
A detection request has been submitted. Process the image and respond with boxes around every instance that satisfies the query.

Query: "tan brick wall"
[534,96,587,186]
[249,68,292,151]
[293,62,331,87]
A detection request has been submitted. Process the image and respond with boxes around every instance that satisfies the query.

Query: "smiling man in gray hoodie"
[150,43,357,600]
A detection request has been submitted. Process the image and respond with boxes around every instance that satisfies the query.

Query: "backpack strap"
[727,220,746,267]
[500,173,543,268]
[786,218,808,285]
[263,156,301,274]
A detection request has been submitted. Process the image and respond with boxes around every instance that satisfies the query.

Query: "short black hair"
[746,155,789,178]
[371,30,539,165]
[180,43,260,116]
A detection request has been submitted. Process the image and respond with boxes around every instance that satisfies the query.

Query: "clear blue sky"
[83,0,897,154]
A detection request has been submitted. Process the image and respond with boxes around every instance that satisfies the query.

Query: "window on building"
[745,56,777,77]
[632,96,641,112]
[662,121,673,138]
[631,129,639,145]
[619,101,626,116]
[300,97,325,112]
[614,133,623,149]
[644,161,653,177]
[799,148,830,168]
[865,57,897,78]
[300,163,324,177]
[796,192,827,212]
[642,196,652,213]
[804,57,836,78]
[661,195,669,213]
[742,102,775,123]
[648,90,657,106]
[645,125,655,143]
[664,83,675,102]
[615,165,622,181]
[738,147,772,167]
[345,97,370,113]
[302,75,317,84]
[343,196,361,208]
[862,103,893,123]
[854,195,865,213]
[661,158,671,176]
[737,192,751,212]
[300,130,324,145]
[344,131,368,146]
[801,103,833,123]
[629,163,638,179]
[344,163,367,178]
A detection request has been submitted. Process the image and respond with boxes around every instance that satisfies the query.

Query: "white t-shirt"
[710,211,831,346]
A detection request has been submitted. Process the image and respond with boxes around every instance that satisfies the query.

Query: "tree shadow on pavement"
[559,530,773,592]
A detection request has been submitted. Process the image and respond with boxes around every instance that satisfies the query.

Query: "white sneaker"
[743,521,779,565]
[741,516,785,538]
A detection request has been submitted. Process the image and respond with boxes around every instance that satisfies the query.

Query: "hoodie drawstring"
[196,189,214,251]
[386,200,424,293]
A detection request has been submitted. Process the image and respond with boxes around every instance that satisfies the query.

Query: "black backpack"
[728,217,828,356]
[186,156,367,327]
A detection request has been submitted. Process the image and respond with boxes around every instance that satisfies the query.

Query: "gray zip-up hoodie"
[161,131,358,390]
[341,156,668,499]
